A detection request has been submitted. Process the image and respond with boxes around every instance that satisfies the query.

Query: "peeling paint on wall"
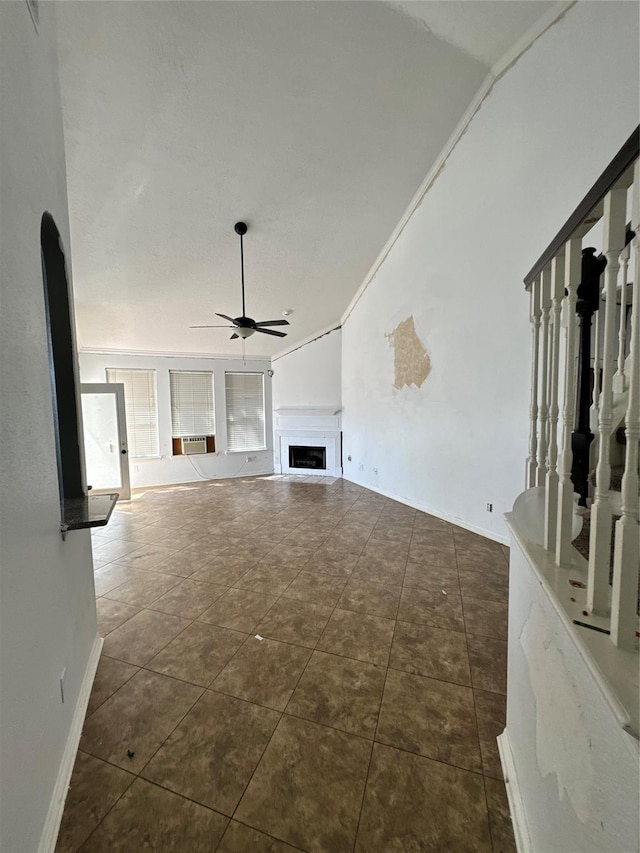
[520,601,594,823]
[387,316,431,390]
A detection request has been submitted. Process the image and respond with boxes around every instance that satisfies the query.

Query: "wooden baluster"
[526,277,541,488]
[537,267,552,486]
[611,163,640,649]
[545,252,565,552]
[591,294,602,416]
[587,186,628,614]
[613,241,631,393]
[556,238,582,565]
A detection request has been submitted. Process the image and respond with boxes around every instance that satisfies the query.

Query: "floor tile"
[146,621,246,686]
[377,668,481,772]
[95,598,140,636]
[255,597,332,648]
[282,571,346,607]
[115,543,181,571]
[198,587,278,632]
[355,743,491,853]
[233,564,300,595]
[152,548,214,577]
[287,650,385,738]
[217,821,301,852]
[265,544,314,568]
[92,538,140,563]
[411,528,455,548]
[316,608,395,665]
[54,751,134,853]
[337,579,401,619]
[351,553,406,585]
[361,538,409,561]
[93,564,133,597]
[79,778,227,852]
[463,597,509,640]
[103,567,182,607]
[304,550,358,578]
[390,620,471,685]
[148,578,228,619]
[485,777,517,853]
[87,655,139,716]
[403,561,460,593]
[468,635,507,694]
[142,691,279,815]
[80,670,203,772]
[475,690,506,780]
[236,715,371,853]
[408,542,457,567]
[398,586,465,631]
[213,635,311,710]
[456,546,508,575]
[191,557,256,587]
[102,609,190,666]
[459,568,509,601]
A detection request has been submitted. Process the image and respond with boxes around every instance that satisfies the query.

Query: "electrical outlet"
[373,468,378,475]
[60,668,66,704]
[486,503,493,512]
[246,455,256,462]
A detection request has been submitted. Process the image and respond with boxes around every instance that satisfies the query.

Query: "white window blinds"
[106,368,159,458]
[170,371,215,437]
[225,372,266,452]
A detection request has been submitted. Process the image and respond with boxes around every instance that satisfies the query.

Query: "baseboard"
[497,730,532,853]
[38,634,103,853]
[342,476,510,546]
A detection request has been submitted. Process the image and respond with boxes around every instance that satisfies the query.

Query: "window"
[106,368,159,457]
[225,372,266,452]
[170,371,215,453]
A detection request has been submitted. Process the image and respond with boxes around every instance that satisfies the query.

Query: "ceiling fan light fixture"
[236,326,255,339]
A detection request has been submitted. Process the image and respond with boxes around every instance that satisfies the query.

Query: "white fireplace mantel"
[274,407,342,476]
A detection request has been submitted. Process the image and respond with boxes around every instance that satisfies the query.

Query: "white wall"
[272,327,342,411]
[341,0,639,542]
[79,352,274,488]
[0,5,97,851]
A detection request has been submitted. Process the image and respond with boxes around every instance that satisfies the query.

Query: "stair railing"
[524,128,639,650]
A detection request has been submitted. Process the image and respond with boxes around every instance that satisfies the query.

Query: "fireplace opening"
[289,445,326,470]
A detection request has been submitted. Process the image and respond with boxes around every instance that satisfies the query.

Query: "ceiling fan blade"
[230,333,239,340]
[216,313,236,323]
[254,319,290,327]
[255,327,287,337]
[190,325,232,328]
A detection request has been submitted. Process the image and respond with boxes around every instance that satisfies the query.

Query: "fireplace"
[289,445,327,470]
[274,408,342,477]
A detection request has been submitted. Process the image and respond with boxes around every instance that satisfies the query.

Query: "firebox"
[288,445,327,470]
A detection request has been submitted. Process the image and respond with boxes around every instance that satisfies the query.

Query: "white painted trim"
[497,730,532,853]
[340,1,576,328]
[342,475,509,545]
[38,635,103,853]
[490,2,575,80]
[79,347,267,362]
[271,323,341,361]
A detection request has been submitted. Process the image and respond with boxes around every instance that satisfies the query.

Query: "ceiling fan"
[190,222,290,340]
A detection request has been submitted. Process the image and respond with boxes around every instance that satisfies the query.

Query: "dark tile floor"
[56,475,515,852]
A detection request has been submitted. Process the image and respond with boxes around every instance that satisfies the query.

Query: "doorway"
[81,383,131,501]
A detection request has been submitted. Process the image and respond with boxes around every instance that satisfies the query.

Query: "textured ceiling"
[57,0,554,357]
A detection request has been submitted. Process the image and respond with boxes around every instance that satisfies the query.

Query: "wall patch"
[387,315,431,390]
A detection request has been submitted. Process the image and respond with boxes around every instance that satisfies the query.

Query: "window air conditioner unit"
[182,436,207,455]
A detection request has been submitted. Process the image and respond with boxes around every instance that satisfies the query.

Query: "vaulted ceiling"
[57,0,555,357]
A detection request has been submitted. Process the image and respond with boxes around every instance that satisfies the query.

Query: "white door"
[81,383,131,501]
